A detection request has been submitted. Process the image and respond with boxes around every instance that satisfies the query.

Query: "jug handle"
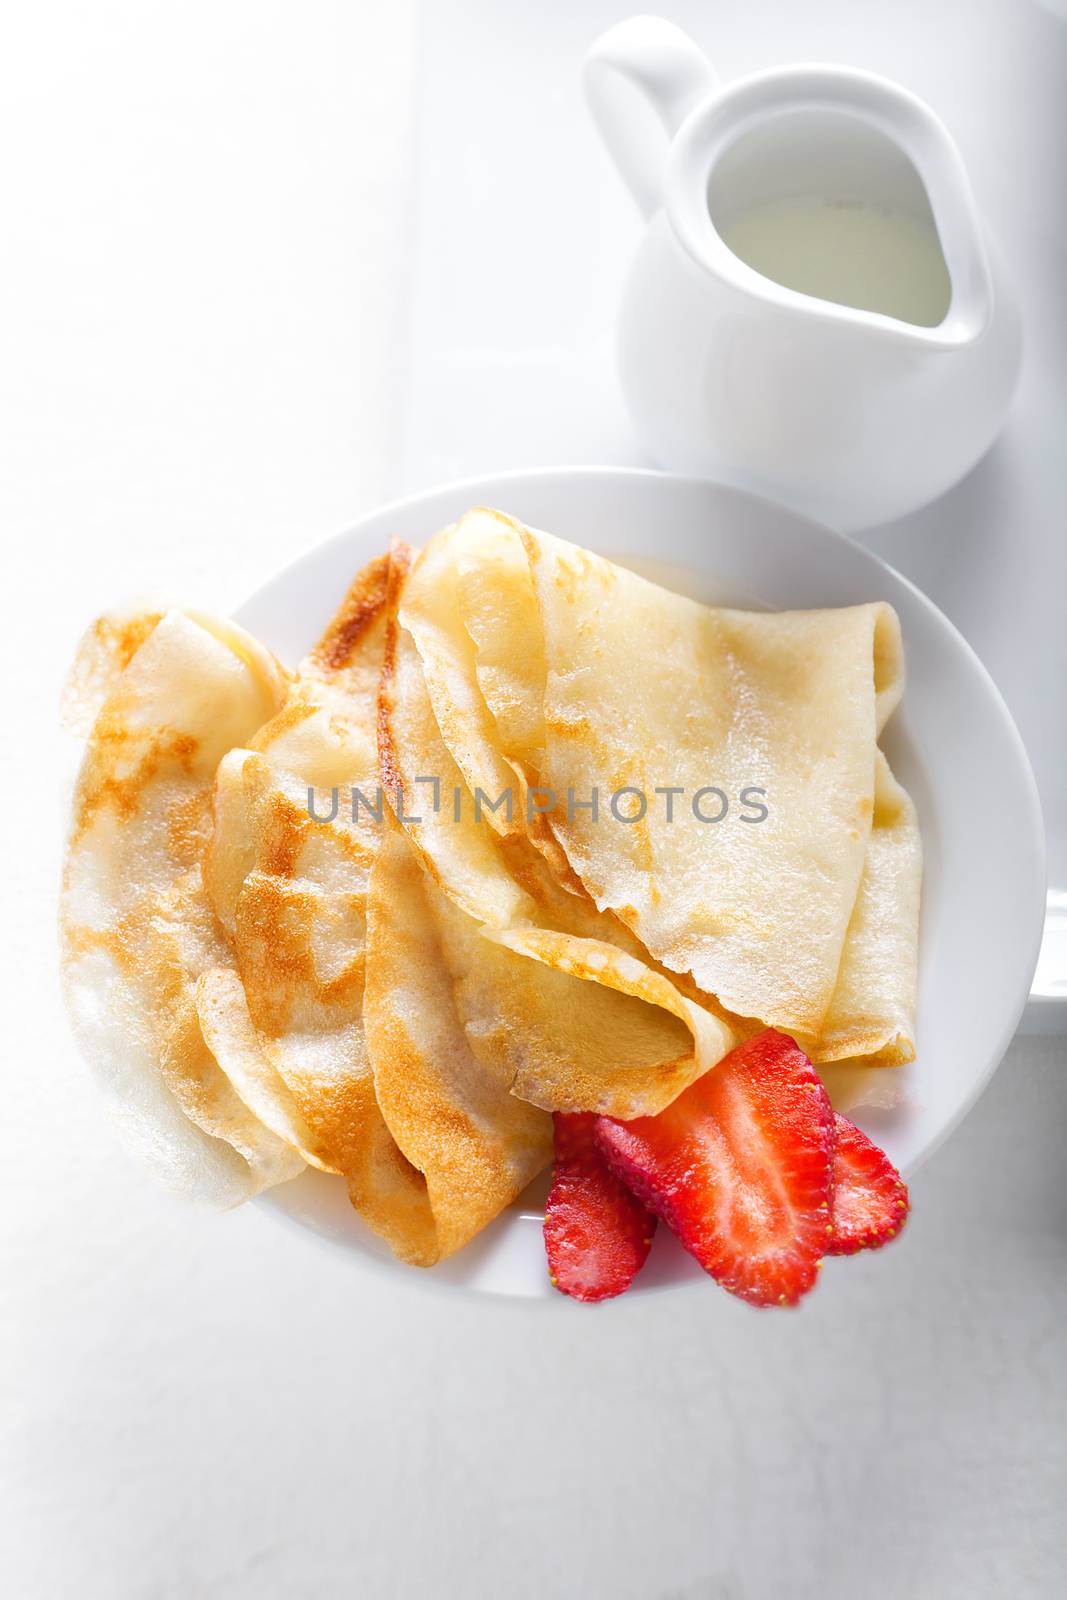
[583,17,717,219]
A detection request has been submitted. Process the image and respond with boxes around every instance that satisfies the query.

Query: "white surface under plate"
[235,467,1045,1299]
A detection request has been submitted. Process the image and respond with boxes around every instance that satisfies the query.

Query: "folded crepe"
[198,552,428,1237]
[361,818,552,1263]
[398,508,921,1064]
[61,609,302,1204]
[379,580,738,1119]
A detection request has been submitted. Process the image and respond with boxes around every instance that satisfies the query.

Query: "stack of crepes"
[61,508,921,1267]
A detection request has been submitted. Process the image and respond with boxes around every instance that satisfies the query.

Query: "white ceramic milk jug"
[584,17,1022,531]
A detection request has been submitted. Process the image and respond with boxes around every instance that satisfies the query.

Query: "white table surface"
[2,3,1065,1596]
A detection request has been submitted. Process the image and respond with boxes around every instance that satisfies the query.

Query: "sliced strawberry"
[543,1113,657,1302]
[595,1029,834,1308]
[827,1113,909,1255]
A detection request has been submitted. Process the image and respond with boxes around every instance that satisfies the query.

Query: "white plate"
[236,467,1045,1299]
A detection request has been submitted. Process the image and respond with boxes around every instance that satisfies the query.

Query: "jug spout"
[664,62,997,351]
[584,17,718,218]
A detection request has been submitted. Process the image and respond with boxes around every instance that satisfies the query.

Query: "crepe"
[199,744,380,1177]
[361,819,553,1263]
[199,553,398,1186]
[398,508,921,1061]
[379,580,738,1117]
[815,753,921,1064]
[61,607,165,736]
[61,609,302,1205]
[396,512,582,891]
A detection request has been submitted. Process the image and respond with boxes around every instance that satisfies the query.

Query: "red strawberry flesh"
[827,1112,909,1255]
[543,1113,656,1302]
[595,1029,835,1308]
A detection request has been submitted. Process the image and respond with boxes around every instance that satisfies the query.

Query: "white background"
[2,3,1065,1596]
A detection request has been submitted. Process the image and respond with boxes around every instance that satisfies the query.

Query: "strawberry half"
[827,1113,909,1255]
[595,1029,835,1308]
[543,1113,657,1302]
